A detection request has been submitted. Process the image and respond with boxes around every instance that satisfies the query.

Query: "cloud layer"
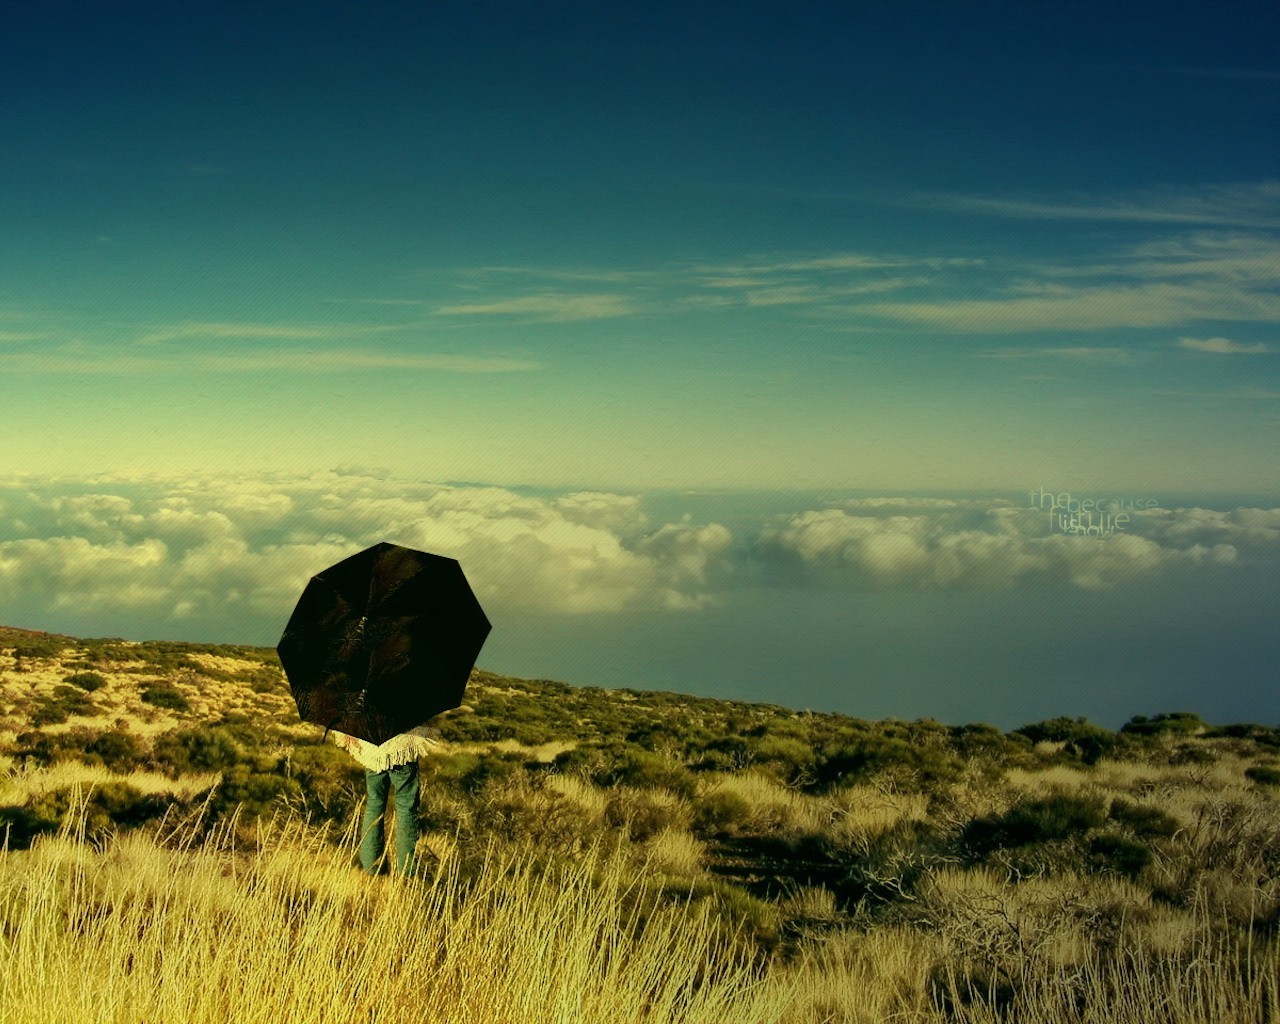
[0,474,733,630]
[754,497,1273,590]
[0,478,1274,641]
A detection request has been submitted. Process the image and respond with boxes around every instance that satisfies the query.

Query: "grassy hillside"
[2,624,1278,1022]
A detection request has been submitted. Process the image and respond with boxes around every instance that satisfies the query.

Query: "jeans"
[360,761,420,875]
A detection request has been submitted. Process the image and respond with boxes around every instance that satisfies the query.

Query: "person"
[328,722,441,876]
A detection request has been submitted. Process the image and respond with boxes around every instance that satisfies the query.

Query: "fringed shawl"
[328,723,442,773]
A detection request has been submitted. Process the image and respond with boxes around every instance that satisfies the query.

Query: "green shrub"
[0,783,169,849]
[604,788,691,841]
[15,728,99,764]
[1120,712,1208,737]
[140,685,191,712]
[64,671,108,692]
[151,724,262,774]
[86,729,147,771]
[29,703,69,726]
[599,750,697,798]
[209,766,302,819]
[1108,798,1180,839]
[1013,717,1118,764]
[287,743,364,819]
[240,666,287,693]
[422,751,535,797]
[1087,832,1153,878]
[964,793,1108,856]
[814,734,961,792]
[1245,764,1280,787]
[693,789,754,835]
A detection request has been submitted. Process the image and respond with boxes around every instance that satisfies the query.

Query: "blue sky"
[1,3,1277,726]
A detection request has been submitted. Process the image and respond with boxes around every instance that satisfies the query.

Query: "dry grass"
[1,805,791,1024]
[0,761,219,805]
[643,828,705,876]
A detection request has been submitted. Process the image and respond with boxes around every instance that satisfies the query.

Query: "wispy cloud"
[437,225,1280,334]
[0,347,539,375]
[979,346,1134,363]
[914,181,1280,228]
[865,232,1280,332]
[436,293,636,321]
[1178,336,1271,354]
[867,282,1280,332]
[465,266,650,284]
[138,321,351,343]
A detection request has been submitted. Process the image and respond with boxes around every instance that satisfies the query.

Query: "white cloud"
[0,347,539,376]
[1178,336,1270,354]
[755,499,1273,590]
[867,281,1280,332]
[436,294,636,321]
[980,346,1134,363]
[138,321,347,343]
[915,180,1280,228]
[0,474,734,625]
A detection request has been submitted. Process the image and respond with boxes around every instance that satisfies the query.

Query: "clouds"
[436,294,637,321]
[754,498,1269,590]
[1,477,1274,646]
[1178,337,1270,354]
[430,218,1280,341]
[0,474,735,630]
[914,180,1280,229]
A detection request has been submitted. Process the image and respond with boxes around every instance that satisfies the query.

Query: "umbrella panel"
[277,543,490,745]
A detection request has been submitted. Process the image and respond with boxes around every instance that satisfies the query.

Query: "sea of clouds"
[0,472,1275,640]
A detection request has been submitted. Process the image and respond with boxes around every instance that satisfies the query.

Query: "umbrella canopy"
[277,542,491,745]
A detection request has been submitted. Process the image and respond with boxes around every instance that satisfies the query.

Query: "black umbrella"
[277,542,491,745]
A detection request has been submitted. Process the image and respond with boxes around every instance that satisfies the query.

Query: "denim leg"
[389,761,420,876]
[360,769,390,873]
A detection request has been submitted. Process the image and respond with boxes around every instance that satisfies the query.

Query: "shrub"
[693,788,754,835]
[814,734,961,792]
[1245,764,1280,787]
[15,728,100,764]
[140,685,191,712]
[963,793,1108,856]
[604,788,691,841]
[599,750,697,799]
[1108,798,1180,839]
[748,737,818,785]
[1087,832,1153,878]
[287,743,364,819]
[151,724,261,774]
[87,729,147,771]
[1013,716,1118,763]
[64,671,109,692]
[29,703,69,726]
[209,766,302,819]
[240,666,286,693]
[1120,712,1208,737]
[0,783,169,849]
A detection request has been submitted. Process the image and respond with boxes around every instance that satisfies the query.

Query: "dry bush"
[778,926,939,1024]
[544,773,609,820]
[823,784,930,854]
[643,827,704,876]
[694,772,827,840]
[605,787,692,841]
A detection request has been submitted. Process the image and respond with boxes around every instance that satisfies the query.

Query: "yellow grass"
[1,805,791,1024]
[0,761,219,805]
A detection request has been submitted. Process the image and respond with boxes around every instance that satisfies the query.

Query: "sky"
[1,3,1277,728]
